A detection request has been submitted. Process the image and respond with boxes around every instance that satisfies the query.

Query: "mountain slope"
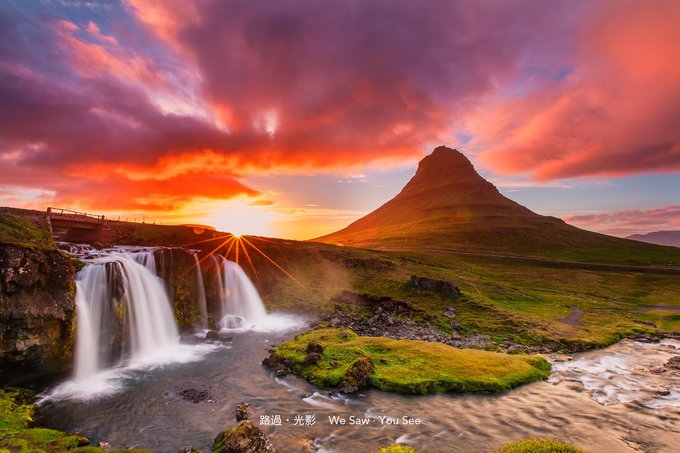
[627,231,680,248]
[315,146,679,262]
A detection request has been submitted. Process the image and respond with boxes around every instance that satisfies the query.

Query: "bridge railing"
[47,207,106,221]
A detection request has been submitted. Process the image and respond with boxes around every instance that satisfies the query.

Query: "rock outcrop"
[410,276,460,298]
[0,245,77,385]
[211,402,278,453]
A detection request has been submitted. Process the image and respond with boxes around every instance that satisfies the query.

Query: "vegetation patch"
[266,328,551,394]
[375,445,420,453]
[0,212,54,250]
[492,438,588,453]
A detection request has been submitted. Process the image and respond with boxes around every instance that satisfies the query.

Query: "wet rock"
[635,319,657,328]
[98,441,111,451]
[410,275,460,298]
[236,403,250,421]
[306,340,324,354]
[665,356,680,370]
[180,388,210,403]
[304,352,322,365]
[212,420,278,453]
[177,448,200,453]
[0,244,77,385]
[338,357,375,393]
[262,354,291,377]
[205,330,220,340]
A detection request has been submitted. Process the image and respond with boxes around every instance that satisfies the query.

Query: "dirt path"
[558,306,585,327]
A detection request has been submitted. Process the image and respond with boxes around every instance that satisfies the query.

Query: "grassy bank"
[493,438,588,453]
[269,328,551,394]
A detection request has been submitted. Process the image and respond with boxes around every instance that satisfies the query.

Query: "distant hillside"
[315,146,680,264]
[627,231,680,248]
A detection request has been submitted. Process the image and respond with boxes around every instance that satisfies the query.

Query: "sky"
[0,0,679,239]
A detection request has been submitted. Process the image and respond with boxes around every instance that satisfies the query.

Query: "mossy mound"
[493,438,588,453]
[268,328,551,394]
[376,445,420,453]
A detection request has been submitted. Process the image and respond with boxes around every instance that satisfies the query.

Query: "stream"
[36,332,680,453]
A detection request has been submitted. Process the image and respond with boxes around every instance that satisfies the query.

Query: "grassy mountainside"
[314,147,680,266]
[242,238,680,349]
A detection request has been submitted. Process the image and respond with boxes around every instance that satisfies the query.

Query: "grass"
[242,237,678,351]
[0,212,54,250]
[271,328,551,394]
[492,438,587,453]
[0,388,150,453]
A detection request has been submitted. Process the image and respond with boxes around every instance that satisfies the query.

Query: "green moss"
[0,212,55,250]
[0,389,34,430]
[272,328,551,394]
[492,438,588,453]
[376,445,420,453]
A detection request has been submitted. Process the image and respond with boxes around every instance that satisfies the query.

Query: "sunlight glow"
[198,200,276,237]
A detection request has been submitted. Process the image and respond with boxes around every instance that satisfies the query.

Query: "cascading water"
[192,251,208,329]
[211,255,267,330]
[73,250,179,381]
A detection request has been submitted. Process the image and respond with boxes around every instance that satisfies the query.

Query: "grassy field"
[243,238,680,350]
[271,328,551,394]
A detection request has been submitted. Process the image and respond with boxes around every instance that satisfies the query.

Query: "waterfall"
[211,255,267,330]
[73,250,179,381]
[192,252,208,329]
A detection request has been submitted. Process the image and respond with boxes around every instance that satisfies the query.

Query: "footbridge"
[46,207,116,244]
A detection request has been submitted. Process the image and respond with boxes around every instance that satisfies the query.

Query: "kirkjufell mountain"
[315,146,665,256]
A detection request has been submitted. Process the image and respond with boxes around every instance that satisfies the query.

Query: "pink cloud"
[564,205,680,236]
[470,0,680,180]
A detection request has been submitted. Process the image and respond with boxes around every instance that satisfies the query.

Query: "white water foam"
[549,339,680,408]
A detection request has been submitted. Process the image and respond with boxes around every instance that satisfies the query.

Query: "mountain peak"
[417,146,474,174]
[314,145,600,252]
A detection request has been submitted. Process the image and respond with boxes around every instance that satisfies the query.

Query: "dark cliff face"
[0,245,77,385]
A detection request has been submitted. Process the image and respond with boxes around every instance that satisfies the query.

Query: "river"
[36,329,680,453]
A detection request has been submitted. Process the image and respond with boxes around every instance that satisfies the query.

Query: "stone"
[338,357,375,393]
[304,352,322,365]
[665,356,680,370]
[236,403,250,421]
[179,388,210,404]
[212,420,278,453]
[305,340,324,354]
[410,275,460,298]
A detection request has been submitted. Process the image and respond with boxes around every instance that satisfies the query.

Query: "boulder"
[211,420,278,453]
[410,276,460,298]
[338,357,375,393]
[665,356,680,370]
[235,403,249,422]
